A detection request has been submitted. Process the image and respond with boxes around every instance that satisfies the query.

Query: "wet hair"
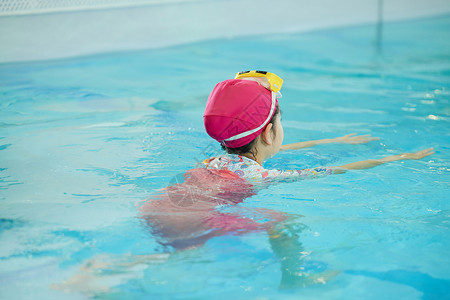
[221,104,280,160]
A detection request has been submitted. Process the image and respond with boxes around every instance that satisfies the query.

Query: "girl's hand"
[334,133,380,144]
[335,147,435,173]
[399,148,435,160]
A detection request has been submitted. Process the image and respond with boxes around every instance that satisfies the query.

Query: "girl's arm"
[280,133,379,151]
[333,148,435,174]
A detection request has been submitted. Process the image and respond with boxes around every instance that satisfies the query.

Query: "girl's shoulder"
[203,154,266,182]
[203,154,255,169]
[203,154,263,173]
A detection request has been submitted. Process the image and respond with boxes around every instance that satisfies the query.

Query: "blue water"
[0,15,449,299]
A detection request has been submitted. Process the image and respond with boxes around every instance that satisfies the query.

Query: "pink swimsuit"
[143,154,334,251]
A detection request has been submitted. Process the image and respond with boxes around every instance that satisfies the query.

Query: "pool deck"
[0,0,449,63]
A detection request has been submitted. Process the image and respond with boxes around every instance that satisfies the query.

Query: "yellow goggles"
[235,70,283,93]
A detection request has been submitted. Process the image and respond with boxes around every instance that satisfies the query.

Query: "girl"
[142,70,434,252]
[143,70,433,254]
[141,70,433,288]
[58,72,434,293]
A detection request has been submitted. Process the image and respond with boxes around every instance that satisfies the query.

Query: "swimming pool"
[0,14,449,299]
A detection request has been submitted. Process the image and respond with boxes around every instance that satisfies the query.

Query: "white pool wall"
[0,0,449,63]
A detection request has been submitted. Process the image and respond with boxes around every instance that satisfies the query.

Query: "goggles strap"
[222,91,277,143]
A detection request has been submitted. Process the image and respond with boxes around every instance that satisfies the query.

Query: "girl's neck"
[241,153,261,166]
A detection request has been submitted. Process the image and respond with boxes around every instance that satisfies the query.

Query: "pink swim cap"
[203,79,278,148]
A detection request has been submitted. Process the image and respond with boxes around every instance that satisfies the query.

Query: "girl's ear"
[261,123,273,146]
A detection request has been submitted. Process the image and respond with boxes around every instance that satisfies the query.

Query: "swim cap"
[203,79,278,148]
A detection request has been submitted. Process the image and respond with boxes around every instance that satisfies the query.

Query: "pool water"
[1,14,449,299]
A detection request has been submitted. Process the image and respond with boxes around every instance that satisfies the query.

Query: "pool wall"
[1,0,449,63]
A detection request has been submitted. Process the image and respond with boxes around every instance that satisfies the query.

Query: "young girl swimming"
[142,70,434,251]
[57,71,435,294]
[139,70,434,288]
[202,70,434,183]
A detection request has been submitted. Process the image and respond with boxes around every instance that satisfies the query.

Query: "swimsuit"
[143,154,334,251]
[203,153,335,185]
